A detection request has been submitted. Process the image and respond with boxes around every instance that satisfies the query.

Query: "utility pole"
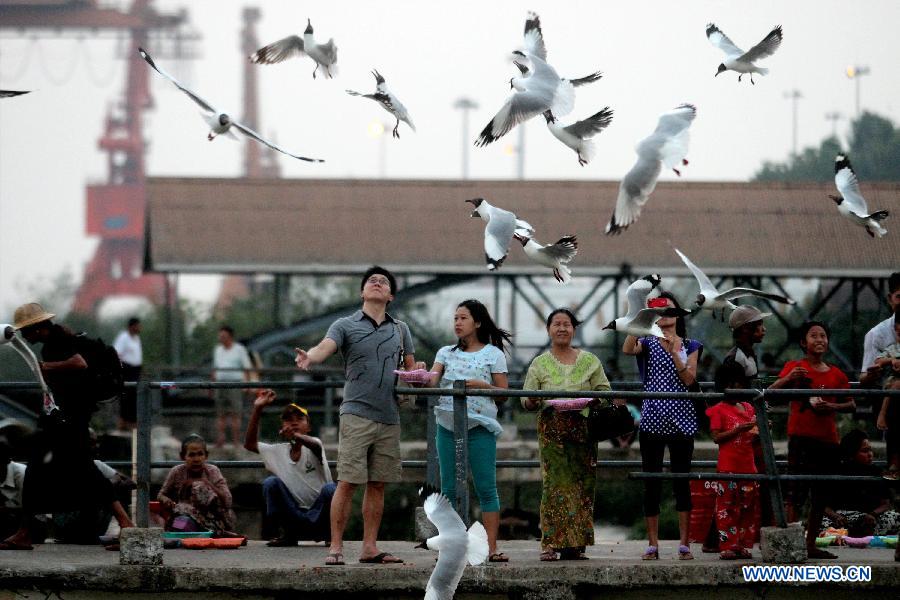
[783,89,802,156]
[453,97,478,179]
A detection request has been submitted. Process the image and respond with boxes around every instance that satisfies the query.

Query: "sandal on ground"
[739,548,753,559]
[808,548,838,559]
[0,540,34,551]
[359,552,403,564]
[488,552,509,563]
[324,552,345,566]
[539,550,559,561]
[719,550,740,560]
[266,536,298,547]
[642,546,659,560]
[882,467,899,481]
[559,548,589,560]
[701,545,719,554]
[678,545,694,560]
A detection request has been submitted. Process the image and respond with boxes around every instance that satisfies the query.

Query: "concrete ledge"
[1,541,897,596]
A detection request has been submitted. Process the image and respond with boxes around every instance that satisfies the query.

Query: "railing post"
[426,394,439,488]
[452,380,469,525]
[135,380,151,528]
[753,393,788,528]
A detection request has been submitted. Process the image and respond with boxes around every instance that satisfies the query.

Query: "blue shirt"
[636,336,702,436]
[434,344,508,436]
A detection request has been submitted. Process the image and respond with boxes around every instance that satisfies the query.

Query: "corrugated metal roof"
[145,177,900,277]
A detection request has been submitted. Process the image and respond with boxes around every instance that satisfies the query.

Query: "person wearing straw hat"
[244,388,335,546]
[1,303,133,550]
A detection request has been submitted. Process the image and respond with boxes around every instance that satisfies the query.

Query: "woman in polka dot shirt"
[622,291,703,560]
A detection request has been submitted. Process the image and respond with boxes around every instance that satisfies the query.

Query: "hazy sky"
[1,0,898,317]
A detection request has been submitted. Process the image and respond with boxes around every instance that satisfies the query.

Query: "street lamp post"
[845,65,870,118]
[453,97,478,179]
[783,89,802,156]
[825,111,842,139]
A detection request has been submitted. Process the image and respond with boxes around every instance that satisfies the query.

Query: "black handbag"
[587,403,635,442]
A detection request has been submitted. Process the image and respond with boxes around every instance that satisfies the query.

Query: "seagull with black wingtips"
[346,70,415,138]
[250,18,338,79]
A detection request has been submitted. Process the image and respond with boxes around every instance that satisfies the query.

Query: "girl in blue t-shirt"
[428,299,510,562]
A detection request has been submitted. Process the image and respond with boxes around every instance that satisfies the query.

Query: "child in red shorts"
[708,363,760,560]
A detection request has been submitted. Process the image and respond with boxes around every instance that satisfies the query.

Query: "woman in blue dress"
[428,299,510,562]
[622,291,703,560]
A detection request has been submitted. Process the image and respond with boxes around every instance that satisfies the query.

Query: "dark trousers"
[639,431,695,516]
[262,476,336,541]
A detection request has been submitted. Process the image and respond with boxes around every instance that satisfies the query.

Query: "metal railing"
[1,379,898,530]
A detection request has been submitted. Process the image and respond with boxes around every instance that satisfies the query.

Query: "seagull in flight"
[544,107,613,166]
[707,23,783,84]
[465,198,534,271]
[139,48,323,163]
[829,154,889,238]
[417,487,489,600]
[250,18,337,79]
[476,12,589,147]
[602,274,688,338]
[0,90,29,98]
[674,247,796,320]
[346,70,415,138]
[514,232,577,284]
[605,104,696,234]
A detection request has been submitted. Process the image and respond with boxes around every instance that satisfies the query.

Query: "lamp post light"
[453,97,478,179]
[825,111,842,139]
[845,65,870,118]
[783,89,802,157]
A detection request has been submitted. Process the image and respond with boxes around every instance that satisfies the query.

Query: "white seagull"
[0,90,29,98]
[476,12,581,147]
[139,48,323,163]
[707,23,783,84]
[250,18,337,79]
[418,488,489,600]
[829,154,889,238]
[514,232,578,284]
[346,70,415,138]
[544,107,613,166]
[674,247,796,320]
[601,274,688,338]
[465,198,534,271]
[605,104,696,234]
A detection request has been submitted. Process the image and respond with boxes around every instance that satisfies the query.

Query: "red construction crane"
[0,0,197,314]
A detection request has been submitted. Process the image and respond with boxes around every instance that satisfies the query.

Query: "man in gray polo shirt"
[295,266,421,566]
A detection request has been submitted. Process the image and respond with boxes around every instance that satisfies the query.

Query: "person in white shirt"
[112,317,142,430]
[212,325,252,448]
[860,273,900,387]
[243,389,335,546]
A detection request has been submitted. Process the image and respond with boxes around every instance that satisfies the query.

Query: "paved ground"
[1,539,898,597]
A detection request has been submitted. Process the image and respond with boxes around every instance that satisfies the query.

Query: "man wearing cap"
[1,303,133,550]
[244,389,336,546]
[722,306,771,383]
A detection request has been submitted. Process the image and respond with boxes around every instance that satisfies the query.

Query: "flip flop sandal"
[359,552,403,564]
[678,545,694,560]
[642,546,659,560]
[539,550,559,561]
[324,552,345,566]
[719,550,740,560]
[488,552,509,562]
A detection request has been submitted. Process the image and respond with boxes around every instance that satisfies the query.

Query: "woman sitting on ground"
[158,434,239,538]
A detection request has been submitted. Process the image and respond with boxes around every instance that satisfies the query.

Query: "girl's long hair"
[452,299,512,354]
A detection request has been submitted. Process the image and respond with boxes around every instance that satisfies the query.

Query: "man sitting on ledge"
[244,389,336,546]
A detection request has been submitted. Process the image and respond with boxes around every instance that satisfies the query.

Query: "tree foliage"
[754,111,900,182]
